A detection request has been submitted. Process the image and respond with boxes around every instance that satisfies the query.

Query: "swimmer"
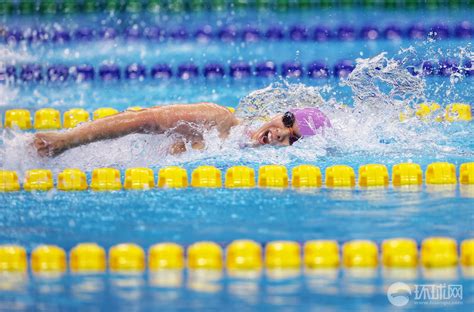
[33,103,330,157]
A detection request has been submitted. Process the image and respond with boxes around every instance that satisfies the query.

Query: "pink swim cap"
[289,108,331,136]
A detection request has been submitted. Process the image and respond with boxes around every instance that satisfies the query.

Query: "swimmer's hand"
[33,133,67,157]
[169,141,186,155]
[169,139,205,155]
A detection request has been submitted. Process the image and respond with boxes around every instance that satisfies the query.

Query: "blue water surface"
[1,7,474,312]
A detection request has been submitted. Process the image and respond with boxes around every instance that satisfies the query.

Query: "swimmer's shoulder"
[148,102,238,125]
[194,102,236,117]
[193,103,240,129]
[195,102,229,111]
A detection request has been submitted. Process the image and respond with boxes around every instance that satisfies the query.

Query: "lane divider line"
[1,238,473,273]
[1,162,473,192]
[2,22,472,44]
[0,103,471,130]
[1,59,472,83]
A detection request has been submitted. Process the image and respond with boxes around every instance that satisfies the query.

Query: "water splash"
[0,85,19,107]
[343,52,426,112]
[0,46,35,64]
[0,45,33,107]
[235,82,326,122]
[0,52,472,174]
[396,40,473,103]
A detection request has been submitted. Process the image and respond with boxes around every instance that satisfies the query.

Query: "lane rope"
[2,22,472,44]
[1,60,472,83]
[1,162,473,191]
[0,238,473,273]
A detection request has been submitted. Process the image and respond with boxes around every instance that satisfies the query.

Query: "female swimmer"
[33,103,330,157]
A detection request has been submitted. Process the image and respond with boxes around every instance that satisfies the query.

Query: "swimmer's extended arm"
[150,103,237,136]
[34,103,237,157]
[34,109,158,157]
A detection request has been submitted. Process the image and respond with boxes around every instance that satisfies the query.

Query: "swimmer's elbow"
[135,109,164,132]
[169,141,186,155]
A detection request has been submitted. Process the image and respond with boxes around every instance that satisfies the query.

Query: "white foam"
[0,52,471,173]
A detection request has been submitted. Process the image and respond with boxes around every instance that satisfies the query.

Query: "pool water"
[1,5,474,311]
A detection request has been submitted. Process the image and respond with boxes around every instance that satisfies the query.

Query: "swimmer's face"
[250,114,301,146]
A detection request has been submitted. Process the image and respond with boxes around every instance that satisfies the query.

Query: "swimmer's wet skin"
[33,103,330,157]
[34,103,237,157]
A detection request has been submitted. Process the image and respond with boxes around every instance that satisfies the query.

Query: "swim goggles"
[282,111,301,145]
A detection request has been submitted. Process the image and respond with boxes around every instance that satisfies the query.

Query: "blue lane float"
[47,65,69,82]
[255,61,277,77]
[333,60,355,78]
[337,26,356,41]
[2,22,472,45]
[229,63,252,79]
[144,26,166,41]
[0,65,16,80]
[204,64,225,78]
[383,25,403,40]
[74,28,94,41]
[282,62,303,78]
[307,61,330,78]
[407,24,426,39]
[20,64,42,82]
[360,26,380,40]
[99,64,121,81]
[124,26,142,40]
[71,65,95,81]
[455,21,473,39]
[218,26,238,42]
[265,26,285,40]
[150,64,173,79]
[125,64,147,80]
[289,25,308,41]
[312,26,332,41]
[242,27,261,42]
[194,26,214,42]
[430,24,450,39]
[52,30,71,43]
[99,27,117,40]
[170,28,189,41]
[178,63,199,79]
